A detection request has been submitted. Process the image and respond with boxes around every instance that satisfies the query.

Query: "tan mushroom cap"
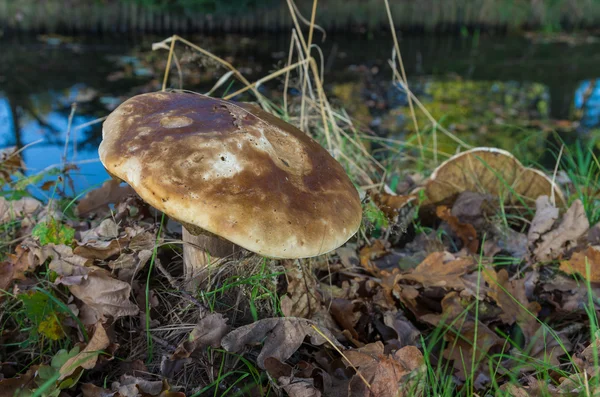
[425,147,565,207]
[99,91,362,258]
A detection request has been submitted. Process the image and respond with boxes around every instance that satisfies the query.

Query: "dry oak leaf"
[171,313,229,359]
[399,251,476,289]
[59,323,111,380]
[559,245,600,282]
[530,199,589,262]
[343,342,424,397]
[484,268,541,342]
[436,205,479,253]
[221,317,341,369]
[57,268,139,321]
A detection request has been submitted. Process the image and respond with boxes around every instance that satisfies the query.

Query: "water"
[2,32,600,195]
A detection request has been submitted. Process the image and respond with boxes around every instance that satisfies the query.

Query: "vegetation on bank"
[2,0,600,34]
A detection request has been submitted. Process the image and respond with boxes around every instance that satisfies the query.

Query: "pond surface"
[2,32,600,195]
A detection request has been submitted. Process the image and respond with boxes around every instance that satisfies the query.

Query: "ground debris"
[222,317,341,369]
[529,197,589,262]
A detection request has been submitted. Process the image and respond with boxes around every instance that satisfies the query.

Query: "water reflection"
[0,87,105,195]
[2,33,600,194]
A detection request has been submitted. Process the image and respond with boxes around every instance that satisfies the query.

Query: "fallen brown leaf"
[76,179,135,216]
[436,205,479,253]
[530,199,589,262]
[359,240,389,275]
[112,376,183,397]
[281,260,322,318]
[60,323,111,379]
[484,268,541,342]
[399,251,476,289]
[382,310,420,348]
[343,342,424,397]
[171,313,229,359]
[528,196,560,243]
[57,268,139,321]
[371,191,417,224]
[329,298,361,342]
[81,383,121,397]
[221,317,341,369]
[559,245,600,282]
[0,365,38,397]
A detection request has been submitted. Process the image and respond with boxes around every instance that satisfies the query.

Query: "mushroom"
[99,91,362,288]
[425,147,565,208]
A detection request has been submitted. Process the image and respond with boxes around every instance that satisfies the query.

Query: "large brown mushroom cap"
[99,91,362,258]
[425,147,565,207]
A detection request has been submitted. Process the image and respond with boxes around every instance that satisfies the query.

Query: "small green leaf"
[51,347,79,369]
[32,218,75,246]
[37,365,57,382]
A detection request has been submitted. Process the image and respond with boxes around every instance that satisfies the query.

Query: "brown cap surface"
[425,147,565,207]
[99,91,362,258]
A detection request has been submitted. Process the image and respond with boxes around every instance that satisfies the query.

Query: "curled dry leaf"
[80,219,119,242]
[75,219,128,260]
[329,298,361,342]
[382,310,420,348]
[436,205,479,253]
[0,196,41,224]
[343,342,424,397]
[399,251,476,289]
[425,147,565,208]
[221,317,341,369]
[59,323,111,380]
[528,196,560,243]
[530,199,589,262]
[76,179,135,216]
[57,268,139,321]
[559,245,600,282]
[171,313,229,359]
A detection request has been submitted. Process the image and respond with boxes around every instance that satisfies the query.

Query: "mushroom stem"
[182,227,241,290]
